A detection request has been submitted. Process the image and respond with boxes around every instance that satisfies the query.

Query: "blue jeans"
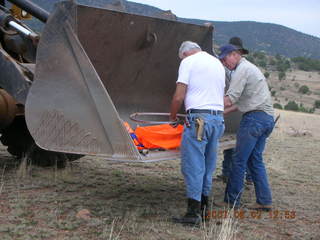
[222,148,233,177]
[181,113,225,201]
[223,148,252,182]
[224,111,274,206]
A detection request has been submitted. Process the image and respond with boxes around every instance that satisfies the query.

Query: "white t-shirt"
[177,51,225,111]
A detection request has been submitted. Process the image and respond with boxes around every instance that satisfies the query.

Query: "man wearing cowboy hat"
[229,37,249,54]
[218,37,253,185]
[216,43,274,211]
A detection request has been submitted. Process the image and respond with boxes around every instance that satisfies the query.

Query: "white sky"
[130,0,320,38]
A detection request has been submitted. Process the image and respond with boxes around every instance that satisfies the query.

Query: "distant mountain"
[21,0,320,59]
[181,19,320,60]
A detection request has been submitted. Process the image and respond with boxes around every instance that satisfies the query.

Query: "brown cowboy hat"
[229,37,249,55]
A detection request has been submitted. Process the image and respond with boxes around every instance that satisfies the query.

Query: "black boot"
[201,195,209,220]
[173,198,202,225]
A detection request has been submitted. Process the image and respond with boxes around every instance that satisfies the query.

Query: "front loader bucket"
[25,1,215,162]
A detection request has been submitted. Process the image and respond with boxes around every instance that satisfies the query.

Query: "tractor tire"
[0,116,83,168]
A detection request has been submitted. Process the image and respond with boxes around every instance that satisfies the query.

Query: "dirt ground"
[0,109,320,240]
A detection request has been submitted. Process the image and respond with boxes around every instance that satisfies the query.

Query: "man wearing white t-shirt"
[170,41,225,225]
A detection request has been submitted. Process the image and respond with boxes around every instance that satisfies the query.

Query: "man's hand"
[169,116,179,128]
[169,83,187,127]
[224,96,233,108]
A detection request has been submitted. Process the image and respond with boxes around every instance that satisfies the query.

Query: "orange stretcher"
[124,122,183,150]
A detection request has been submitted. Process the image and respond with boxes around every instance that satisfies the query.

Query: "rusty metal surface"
[77,4,213,126]
[77,4,241,134]
[26,1,140,161]
[25,1,239,162]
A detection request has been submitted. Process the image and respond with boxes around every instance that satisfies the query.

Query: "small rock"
[76,209,91,220]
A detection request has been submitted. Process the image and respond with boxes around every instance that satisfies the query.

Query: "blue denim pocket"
[248,121,265,137]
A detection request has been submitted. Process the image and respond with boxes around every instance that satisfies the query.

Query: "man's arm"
[169,83,187,122]
[224,96,233,108]
[225,64,247,105]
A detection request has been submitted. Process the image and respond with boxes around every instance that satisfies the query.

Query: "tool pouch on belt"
[195,117,205,141]
[184,116,191,128]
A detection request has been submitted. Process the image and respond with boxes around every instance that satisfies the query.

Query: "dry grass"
[274,109,320,138]
[201,209,238,240]
[0,110,320,239]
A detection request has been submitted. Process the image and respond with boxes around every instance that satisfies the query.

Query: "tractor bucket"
[25,1,233,162]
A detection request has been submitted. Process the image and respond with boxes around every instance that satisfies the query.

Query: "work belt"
[244,110,264,116]
[187,109,223,115]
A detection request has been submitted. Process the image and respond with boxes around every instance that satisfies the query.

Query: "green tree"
[278,71,286,80]
[258,60,267,68]
[292,57,320,71]
[285,60,291,70]
[273,103,283,109]
[284,101,299,111]
[276,61,291,72]
[298,85,310,94]
[253,51,266,60]
[309,108,315,113]
[314,100,320,108]
[275,54,282,61]
[269,59,276,65]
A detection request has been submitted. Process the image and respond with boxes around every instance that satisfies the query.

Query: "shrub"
[269,59,276,65]
[258,60,267,68]
[298,85,310,94]
[275,54,282,61]
[273,103,283,109]
[246,55,255,63]
[283,101,314,113]
[292,57,320,71]
[253,51,266,60]
[277,61,290,72]
[278,71,286,80]
[284,101,299,111]
[299,105,315,113]
[298,62,312,71]
[271,90,276,96]
[314,100,320,108]
[264,72,270,78]
[285,60,291,69]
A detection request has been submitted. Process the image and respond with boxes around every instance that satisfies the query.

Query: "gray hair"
[178,41,201,59]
